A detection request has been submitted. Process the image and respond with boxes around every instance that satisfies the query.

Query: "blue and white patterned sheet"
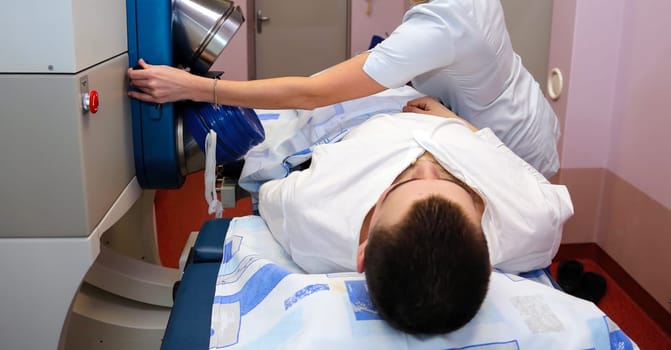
[209,216,639,350]
[238,86,425,194]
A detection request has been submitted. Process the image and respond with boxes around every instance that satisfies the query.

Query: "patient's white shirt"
[259,113,573,274]
[363,0,560,178]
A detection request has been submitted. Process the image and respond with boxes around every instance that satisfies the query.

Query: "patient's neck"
[358,152,485,244]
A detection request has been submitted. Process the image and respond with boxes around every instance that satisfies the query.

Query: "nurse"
[128,0,561,178]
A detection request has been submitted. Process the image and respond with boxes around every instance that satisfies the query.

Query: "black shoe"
[573,271,607,304]
[557,260,584,294]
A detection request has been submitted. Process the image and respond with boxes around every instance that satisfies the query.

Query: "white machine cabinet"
[0,55,134,238]
[0,0,127,74]
[0,1,146,349]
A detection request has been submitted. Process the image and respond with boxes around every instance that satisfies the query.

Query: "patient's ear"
[356,240,368,273]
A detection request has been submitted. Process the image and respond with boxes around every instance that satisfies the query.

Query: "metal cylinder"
[177,113,205,175]
[172,0,245,76]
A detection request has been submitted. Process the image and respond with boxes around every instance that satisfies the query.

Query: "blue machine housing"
[126,0,185,189]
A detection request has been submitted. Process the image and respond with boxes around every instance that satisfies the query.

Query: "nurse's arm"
[193,53,386,110]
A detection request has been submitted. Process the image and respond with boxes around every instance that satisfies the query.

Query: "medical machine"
[0,0,247,348]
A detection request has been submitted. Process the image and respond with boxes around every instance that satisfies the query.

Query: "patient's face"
[369,155,483,231]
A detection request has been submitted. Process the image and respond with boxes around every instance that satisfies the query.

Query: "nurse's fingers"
[128,77,154,89]
[128,90,159,104]
[127,59,157,81]
[137,58,151,69]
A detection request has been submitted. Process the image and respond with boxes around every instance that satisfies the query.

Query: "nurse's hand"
[403,96,458,119]
[127,59,200,104]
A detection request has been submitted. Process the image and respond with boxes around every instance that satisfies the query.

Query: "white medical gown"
[258,113,573,274]
[364,0,560,178]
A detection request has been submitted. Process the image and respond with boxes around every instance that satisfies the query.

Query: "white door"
[254,0,349,79]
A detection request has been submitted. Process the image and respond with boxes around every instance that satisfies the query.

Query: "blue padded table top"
[192,218,233,263]
[161,262,220,350]
[161,218,231,349]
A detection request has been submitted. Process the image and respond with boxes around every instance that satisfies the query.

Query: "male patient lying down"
[256,97,574,334]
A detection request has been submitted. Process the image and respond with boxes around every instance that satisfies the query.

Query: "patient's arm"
[403,96,478,131]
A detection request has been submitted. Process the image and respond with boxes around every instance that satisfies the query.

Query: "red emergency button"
[89,90,99,113]
[82,90,99,114]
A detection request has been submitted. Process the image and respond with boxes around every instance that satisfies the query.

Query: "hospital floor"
[549,259,671,349]
[155,173,671,349]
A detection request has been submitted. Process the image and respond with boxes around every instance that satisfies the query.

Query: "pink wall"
[551,0,671,310]
[607,1,671,209]
[556,0,671,208]
[350,0,407,56]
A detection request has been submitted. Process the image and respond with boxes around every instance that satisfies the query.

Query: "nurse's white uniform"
[364,0,560,178]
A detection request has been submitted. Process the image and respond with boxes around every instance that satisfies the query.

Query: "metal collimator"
[172,0,245,76]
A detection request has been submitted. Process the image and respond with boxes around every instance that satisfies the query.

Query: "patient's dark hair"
[364,195,491,334]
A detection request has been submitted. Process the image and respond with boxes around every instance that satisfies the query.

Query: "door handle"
[256,10,270,34]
